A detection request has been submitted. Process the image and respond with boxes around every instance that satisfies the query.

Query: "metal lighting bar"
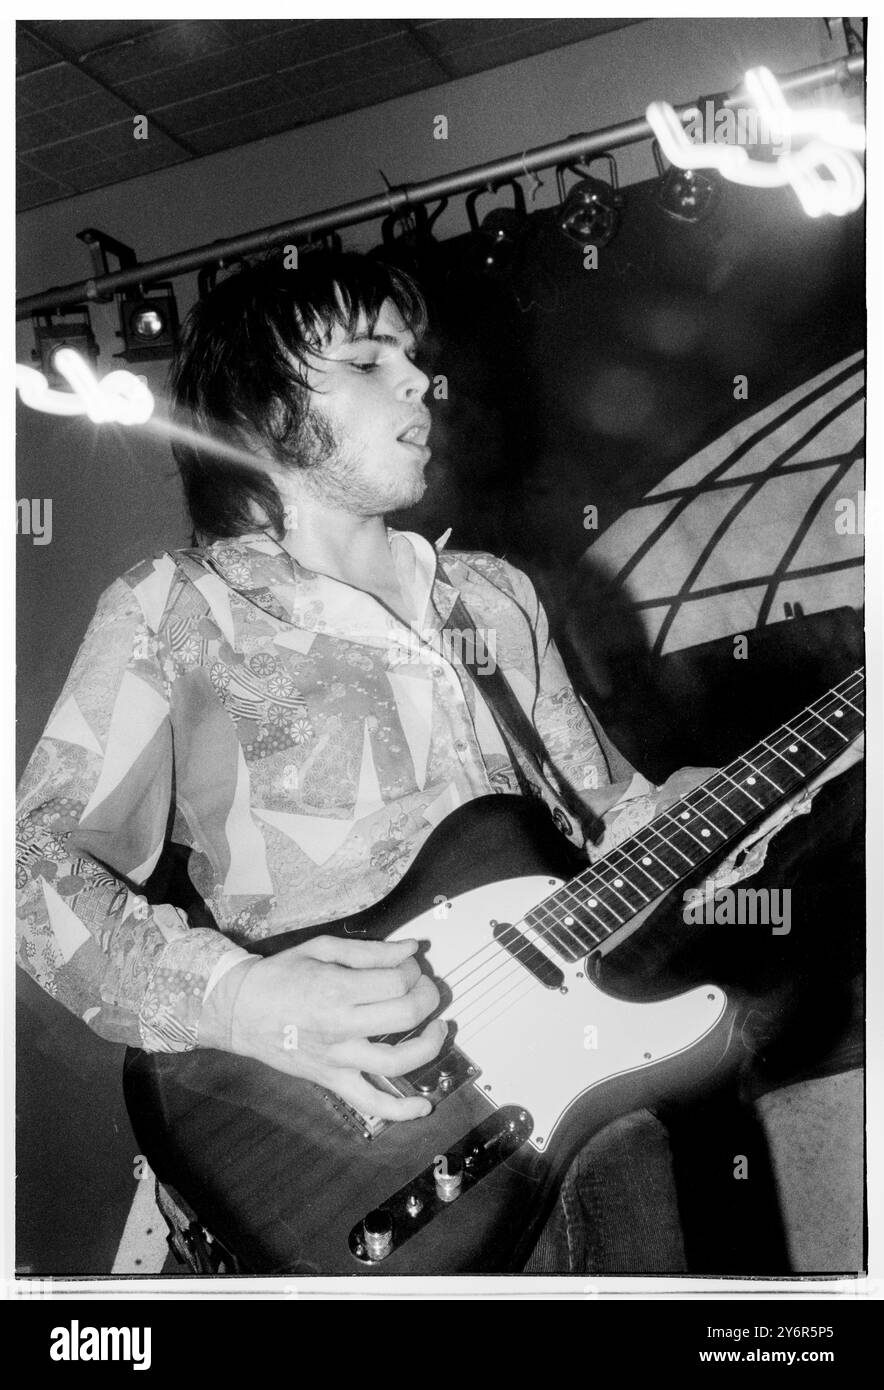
[16,54,864,320]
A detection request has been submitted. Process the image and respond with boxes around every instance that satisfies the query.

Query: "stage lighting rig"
[31,311,99,390]
[117,283,180,362]
[652,142,721,223]
[465,180,528,276]
[557,153,624,249]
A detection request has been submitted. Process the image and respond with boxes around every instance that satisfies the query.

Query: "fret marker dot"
[564,916,574,926]
[788,744,798,753]
[834,710,843,718]
[746,776,756,785]
[701,828,711,837]
[642,856,652,866]
[680,811,689,820]
[588,898,598,908]
[613,878,623,888]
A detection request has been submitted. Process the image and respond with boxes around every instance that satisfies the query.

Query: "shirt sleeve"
[16,576,253,1053]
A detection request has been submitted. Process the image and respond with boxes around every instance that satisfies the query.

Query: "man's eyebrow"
[344,331,417,349]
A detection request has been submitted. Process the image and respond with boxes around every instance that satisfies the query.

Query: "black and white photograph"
[12,9,874,1312]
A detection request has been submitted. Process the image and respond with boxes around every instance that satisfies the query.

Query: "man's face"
[294,297,432,514]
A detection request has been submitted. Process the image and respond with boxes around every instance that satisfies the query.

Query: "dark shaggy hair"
[168,250,428,541]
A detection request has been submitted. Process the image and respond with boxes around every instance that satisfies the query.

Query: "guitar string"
[373,672,863,1048]
[441,677,865,1034]
[441,677,864,999]
[443,681,866,1044]
[377,673,864,1044]
[433,670,864,992]
[411,676,862,1007]
[430,672,867,1034]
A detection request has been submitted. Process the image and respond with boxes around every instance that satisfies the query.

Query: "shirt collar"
[200,526,460,644]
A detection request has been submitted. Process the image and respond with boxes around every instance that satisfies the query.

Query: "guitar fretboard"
[524,668,864,962]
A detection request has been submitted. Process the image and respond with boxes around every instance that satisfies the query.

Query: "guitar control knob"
[433,1152,464,1203]
[363,1209,394,1260]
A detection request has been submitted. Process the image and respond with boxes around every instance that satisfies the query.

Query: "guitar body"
[125,795,742,1275]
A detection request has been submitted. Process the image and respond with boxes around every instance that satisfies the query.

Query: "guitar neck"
[524,668,864,962]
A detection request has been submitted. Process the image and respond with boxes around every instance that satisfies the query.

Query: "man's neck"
[275,493,413,621]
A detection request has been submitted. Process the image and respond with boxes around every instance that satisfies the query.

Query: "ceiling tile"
[241,18,406,75]
[45,89,136,138]
[217,20,312,47]
[278,33,430,99]
[441,22,631,78]
[16,18,644,211]
[16,108,70,152]
[27,20,178,60]
[82,21,232,86]
[152,76,297,137]
[300,60,444,125]
[16,29,58,76]
[20,123,186,179]
[60,144,191,194]
[17,62,103,110]
[117,48,275,112]
[184,97,314,156]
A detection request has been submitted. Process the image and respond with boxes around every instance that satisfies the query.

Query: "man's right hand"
[217,935,445,1122]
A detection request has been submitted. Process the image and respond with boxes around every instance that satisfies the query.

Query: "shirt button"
[432,666,444,678]
[454,740,468,758]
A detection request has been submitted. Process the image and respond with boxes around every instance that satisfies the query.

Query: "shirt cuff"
[137,929,258,1053]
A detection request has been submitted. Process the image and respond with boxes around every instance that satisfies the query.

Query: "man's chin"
[387,472,430,512]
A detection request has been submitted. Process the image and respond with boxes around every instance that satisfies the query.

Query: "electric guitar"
[125,668,864,1274]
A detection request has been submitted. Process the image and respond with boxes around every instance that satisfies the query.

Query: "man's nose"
[402,359,431,399]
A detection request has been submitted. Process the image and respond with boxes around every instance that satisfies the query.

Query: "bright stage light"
[16,348,155,425]
[646,66,864,218]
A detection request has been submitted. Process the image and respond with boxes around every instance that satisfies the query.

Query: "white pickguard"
[389,876,727,1152]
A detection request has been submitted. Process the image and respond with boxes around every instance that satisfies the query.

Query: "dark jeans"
[522,1109,687,1274]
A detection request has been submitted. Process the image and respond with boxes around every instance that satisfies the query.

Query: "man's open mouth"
[397,421,431,447]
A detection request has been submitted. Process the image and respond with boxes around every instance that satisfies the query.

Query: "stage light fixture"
[32,311,99,390]
[556,153,623,250]
[117,283,180,363]
[653,142,721,222]
[465,180,528,276]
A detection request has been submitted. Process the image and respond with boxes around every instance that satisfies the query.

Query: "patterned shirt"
[16,528,663,1054]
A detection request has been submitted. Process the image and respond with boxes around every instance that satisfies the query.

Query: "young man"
[16,252,861,1273]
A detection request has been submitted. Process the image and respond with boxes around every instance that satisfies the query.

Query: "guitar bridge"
[371,1044,480,1106]
[349,1046,480,1140]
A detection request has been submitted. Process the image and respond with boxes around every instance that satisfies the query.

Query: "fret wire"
[519,673,865,968]
[693,781,746,825]
[527,903,592,955]
[811,710,851,741]
[452,677,867,997]
[714,767,765,809]
[558,882,626,927]
[760,736,804,777]
[531,891,612,943]
[735,753,784,795]
[655,811,713,850]
[781,721,825,759]
[524,906,591,958]
[839,693,863,715]
[628,821,697,867]
[599,842,667,895]
[661,799,730,846]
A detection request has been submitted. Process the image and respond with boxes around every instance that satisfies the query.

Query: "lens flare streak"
[16,348,155,424]
[647,65,865,218]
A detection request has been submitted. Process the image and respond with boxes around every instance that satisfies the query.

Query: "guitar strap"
[442,572,629,841]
